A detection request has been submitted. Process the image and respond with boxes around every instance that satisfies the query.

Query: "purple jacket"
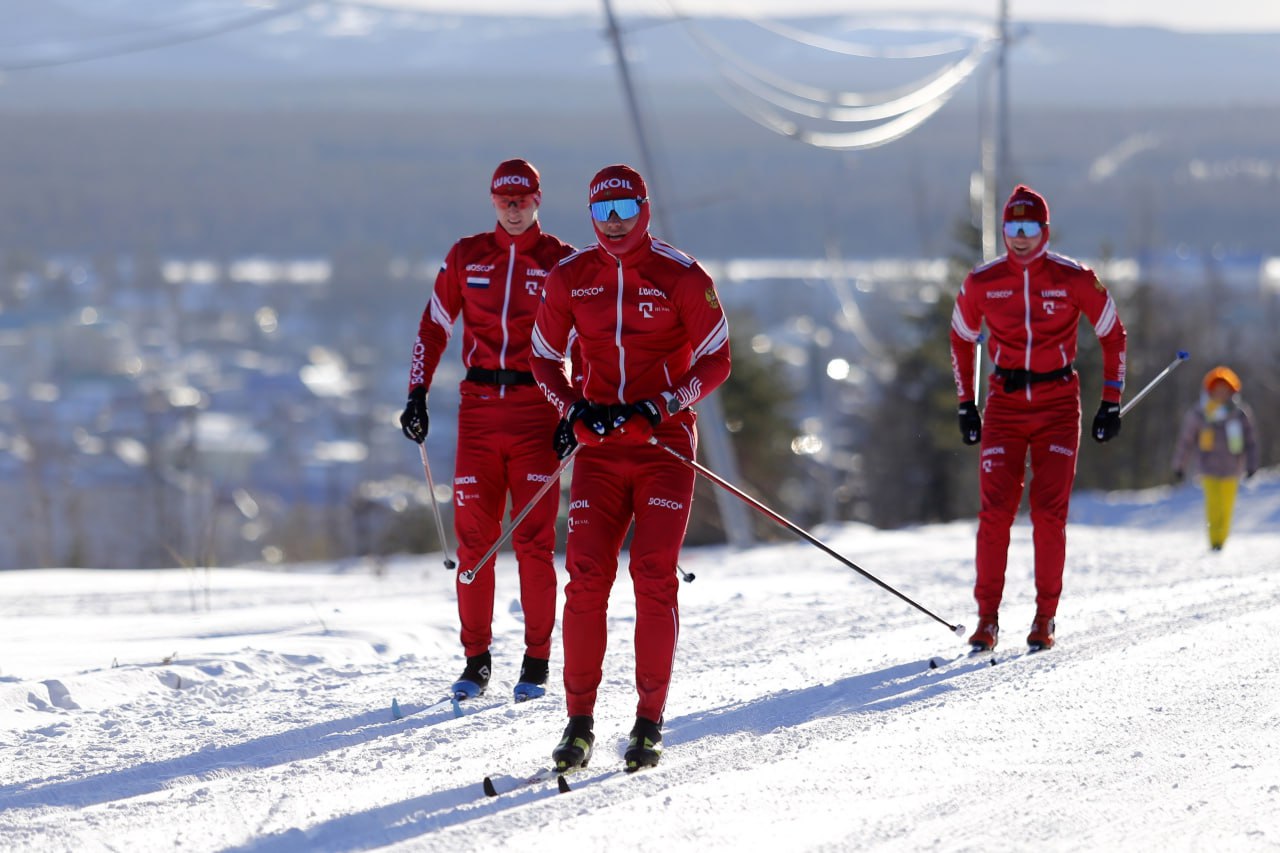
[1172,396,1259,479]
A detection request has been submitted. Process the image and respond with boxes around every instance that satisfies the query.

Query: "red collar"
[594,230,653,266]
[494,220,542,253]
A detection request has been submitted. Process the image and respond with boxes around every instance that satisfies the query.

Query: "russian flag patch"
[466,277,490,289]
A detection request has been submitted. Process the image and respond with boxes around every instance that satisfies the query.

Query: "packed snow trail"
[1,477,1278,851]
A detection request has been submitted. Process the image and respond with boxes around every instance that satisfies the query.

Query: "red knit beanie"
[589,164,647,203]
[1003,184,1049,224]
[491,159,540,196]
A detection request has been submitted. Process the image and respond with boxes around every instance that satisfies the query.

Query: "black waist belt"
[992,364,1075,393]
[465,367,536,386]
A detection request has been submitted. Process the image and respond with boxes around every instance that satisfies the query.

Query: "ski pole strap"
[465,367,536,386]
[992,363,1074,394]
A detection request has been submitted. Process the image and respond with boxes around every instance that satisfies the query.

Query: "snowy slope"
[1,474,1279,851]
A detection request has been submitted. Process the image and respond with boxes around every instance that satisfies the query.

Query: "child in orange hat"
[1171,366,1260,550]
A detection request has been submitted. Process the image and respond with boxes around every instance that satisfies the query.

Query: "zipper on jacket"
[1022,267,1032,401]
[614,258,627,403]
[495,243,517,399]
[499,243,515,371]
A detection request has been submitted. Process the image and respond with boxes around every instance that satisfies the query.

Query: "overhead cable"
[0,0,314,72]
[710,34,990,122]
[665,5,993,152]
[742,13,993,59]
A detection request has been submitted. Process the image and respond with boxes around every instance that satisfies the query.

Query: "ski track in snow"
[1,476,1278,852]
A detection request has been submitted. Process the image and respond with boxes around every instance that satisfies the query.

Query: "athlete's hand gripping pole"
[648,438,965,637]
[1119,350,1190,417]
[418,443,456,570]
[458,444,581,585]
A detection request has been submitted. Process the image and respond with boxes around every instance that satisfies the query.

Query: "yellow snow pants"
[1201,475,1239,550]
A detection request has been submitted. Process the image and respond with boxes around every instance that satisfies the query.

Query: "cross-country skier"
[529,164,731,772]
[399,159,575,702]
[950,184,1128,652]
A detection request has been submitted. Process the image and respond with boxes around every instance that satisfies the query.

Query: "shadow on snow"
[220,655,990,852]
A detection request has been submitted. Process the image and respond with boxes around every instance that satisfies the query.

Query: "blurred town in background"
[1,2,1277,569]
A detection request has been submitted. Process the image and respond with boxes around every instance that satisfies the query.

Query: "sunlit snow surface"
[1,473,1278,851]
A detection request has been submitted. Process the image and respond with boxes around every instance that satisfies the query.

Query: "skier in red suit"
[529,164,731,772]
[950,184,1127,652]
[399,159,575,702]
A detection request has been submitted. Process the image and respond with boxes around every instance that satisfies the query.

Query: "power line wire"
[742,13,992,59]
[695,25,990,121]
[0,1,315,73]
[664,4,993,151]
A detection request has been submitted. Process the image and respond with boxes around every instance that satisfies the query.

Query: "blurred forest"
[1,22,1278,566]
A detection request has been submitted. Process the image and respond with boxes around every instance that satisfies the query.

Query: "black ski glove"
[399,385,428,443]
[568,399,624,441]
[1091,401,1122,443]
[629,399,665,427]
[553,417,577,460]
[957,401,982,446]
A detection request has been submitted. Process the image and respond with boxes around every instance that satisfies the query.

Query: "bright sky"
[361,0,1280,33]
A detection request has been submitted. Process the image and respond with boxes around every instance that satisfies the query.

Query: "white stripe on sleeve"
[1094,296,1118,337]
[691,316,728,362]
[428,294,453,338]
[951,302,981,342]
[530,324,565,361]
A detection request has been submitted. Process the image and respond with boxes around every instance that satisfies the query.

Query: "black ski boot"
[552,715,594,771]
[624,716,663,772]
[450,651,491,701]
[513,655,549,702]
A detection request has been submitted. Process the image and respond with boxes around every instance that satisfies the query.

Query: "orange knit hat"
[1203,366,1241,393]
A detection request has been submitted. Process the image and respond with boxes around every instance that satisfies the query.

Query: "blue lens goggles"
[589,198,644,222]
[1003,220,1043,238]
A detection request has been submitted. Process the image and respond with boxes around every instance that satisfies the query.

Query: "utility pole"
[981,0,1011,261]
[600,0,754,548]
[997,0,1011,210]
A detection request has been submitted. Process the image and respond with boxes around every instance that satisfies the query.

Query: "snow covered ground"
[2,472,1279,852]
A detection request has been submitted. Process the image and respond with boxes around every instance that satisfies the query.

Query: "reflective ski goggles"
[493,194,536,210]
[1003,220,1043,238]
[589,197,645,222]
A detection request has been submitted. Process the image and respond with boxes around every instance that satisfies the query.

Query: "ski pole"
[649,438,965,637]
[458,444,581,585]
[1120,350,1190,417]
[417,443,456,569]
[973,332,985,408]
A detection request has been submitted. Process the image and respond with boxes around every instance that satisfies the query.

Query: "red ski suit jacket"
[950,249,1126,404]
[530,233,730,722]
[530,236,730,415]
[410,221,574,393]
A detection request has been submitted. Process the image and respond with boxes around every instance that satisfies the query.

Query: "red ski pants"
[452,388,561,659]
[974,387,1081,620]
[561,421,697,722]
